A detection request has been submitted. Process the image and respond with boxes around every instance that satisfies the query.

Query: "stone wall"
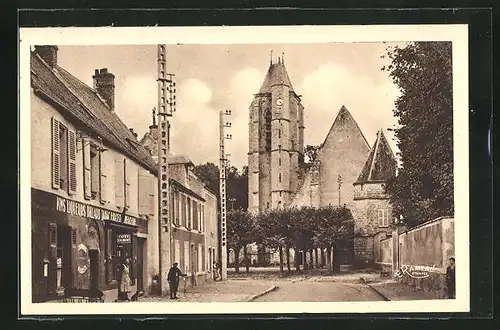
[375,217,455,297]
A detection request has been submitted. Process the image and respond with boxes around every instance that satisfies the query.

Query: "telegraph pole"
[219,110,232,280]
[157,44,177,295]
[337,174,342,207]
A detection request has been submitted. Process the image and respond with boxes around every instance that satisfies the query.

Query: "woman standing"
[120,258,131,301]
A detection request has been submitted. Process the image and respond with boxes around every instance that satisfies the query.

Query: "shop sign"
[55,196,137,226]
[117,233,131,244]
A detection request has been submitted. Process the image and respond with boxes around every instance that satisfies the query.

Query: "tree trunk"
[294,247,300,271]
[309,249,314,269]
[320,249,325,267]
[326,246,332,273]
[333,243,340,273]
[244,245,250,273]
[315,249,319,269]
[279,246,284,276]
[234,247,241,273]
[303,245,308,270]
[286,246,291,273]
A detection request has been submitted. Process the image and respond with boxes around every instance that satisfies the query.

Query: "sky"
[57,43,403,169]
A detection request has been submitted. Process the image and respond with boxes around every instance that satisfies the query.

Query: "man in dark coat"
[446,257,456,299]
[167,262,185,299]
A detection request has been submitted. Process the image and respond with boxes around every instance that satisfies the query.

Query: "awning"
[103,220,139,232]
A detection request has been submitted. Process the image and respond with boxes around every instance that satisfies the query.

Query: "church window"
[279,173,281,183]
[279,158,281,166]
[264,109,271,151]
[278,128,281,138]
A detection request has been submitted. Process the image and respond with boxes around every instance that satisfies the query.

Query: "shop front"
[31,188,148,302]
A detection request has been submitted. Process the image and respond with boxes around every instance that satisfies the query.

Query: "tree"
[193,163,249,211]
[193,162,219,196]
[226,209,256,273]
[383,42,454,227]
[311,205,354,272]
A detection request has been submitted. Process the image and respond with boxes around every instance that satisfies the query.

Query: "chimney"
[35,45,58,68]
[149,108,159,140]
[129,128,138,139]
[92,68,115,110]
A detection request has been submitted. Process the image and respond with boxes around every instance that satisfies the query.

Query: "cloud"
[115,75,156,138]
[299,61,400,154]
[224,68,265,169]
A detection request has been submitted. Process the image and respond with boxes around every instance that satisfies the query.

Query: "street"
[253,281,383,302]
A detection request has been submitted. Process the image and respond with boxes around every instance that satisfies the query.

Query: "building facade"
[30,46,159,302]
[141,128,219,286]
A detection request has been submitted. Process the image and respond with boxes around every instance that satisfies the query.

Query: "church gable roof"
[258,59,294,93]
[319,105,370,154]
[355,129,397,184]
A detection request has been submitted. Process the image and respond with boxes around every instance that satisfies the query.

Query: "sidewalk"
[368,280,442,301]
[140,279,277,303]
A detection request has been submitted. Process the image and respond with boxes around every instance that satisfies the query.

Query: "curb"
[366,284,391,301]
[243,285,278,302]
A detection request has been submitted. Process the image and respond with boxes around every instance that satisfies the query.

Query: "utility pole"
[337,174,342,207]
[219,109,232,280]
[157,44,177,295]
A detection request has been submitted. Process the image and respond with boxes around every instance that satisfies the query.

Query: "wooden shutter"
[124,160,130,208]
[83,139,91,199]
[131,234,138,281]
[51,118,60,189]
[115,158,124,207]
[106,228,113,283]
[68,130,77,194]
[100,151,107,204]
[138,170,150,215]
[148,176,155,216]
[48,223,58,294]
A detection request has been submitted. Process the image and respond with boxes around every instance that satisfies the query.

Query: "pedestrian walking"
[119,258,131,301]
[167,262,185,299]
[213,261,219,281]
[446,257,456,299]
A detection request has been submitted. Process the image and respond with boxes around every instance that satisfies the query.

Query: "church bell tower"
[248,55,305,214]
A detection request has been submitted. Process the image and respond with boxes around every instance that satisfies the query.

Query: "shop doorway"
[89,249,99,291]
[57,225,72,290]
[137,238,145,291]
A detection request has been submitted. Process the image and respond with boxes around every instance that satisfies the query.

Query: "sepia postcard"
[19,24,469,315]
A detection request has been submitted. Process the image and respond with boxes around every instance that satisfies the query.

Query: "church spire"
[258,56,294,93]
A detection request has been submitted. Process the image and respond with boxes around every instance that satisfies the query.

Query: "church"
[248,56,398,266]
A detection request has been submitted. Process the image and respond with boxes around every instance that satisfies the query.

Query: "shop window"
[71,228,77,245]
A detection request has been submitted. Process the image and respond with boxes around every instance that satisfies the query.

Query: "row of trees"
[227,205,354,275]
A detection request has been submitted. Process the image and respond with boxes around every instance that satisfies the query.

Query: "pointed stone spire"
[258,57,294,93]
[355,128,397,183]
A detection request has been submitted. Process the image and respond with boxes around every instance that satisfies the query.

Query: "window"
[90,145,99,200]
[59,126,68,190]
[187,198,192,229]
[193,201,198,230]
[279,173,281,183]
[279,157,281,166]
[378,209,389,227]
[181,194,187,227]
[264,110,271,151]
[49,223,57,246]
[51,118,77,194]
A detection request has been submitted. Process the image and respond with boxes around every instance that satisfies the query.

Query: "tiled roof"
[258,62,294,93]
[168,154,194,166]
[319,105,370,151]
[31,52,158,175]
[355,129,397,184]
